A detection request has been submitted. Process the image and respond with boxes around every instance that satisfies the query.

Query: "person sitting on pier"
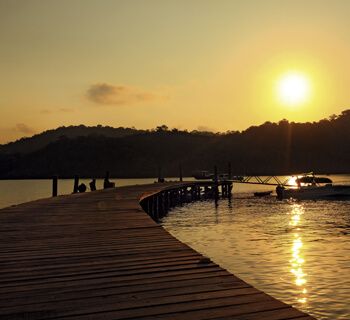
[89,178,97,191]
[103,171,115,189]
[78,183,87,193]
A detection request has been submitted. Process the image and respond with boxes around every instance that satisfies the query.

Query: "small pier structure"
[0,182,315,320]
[140,181,232,221]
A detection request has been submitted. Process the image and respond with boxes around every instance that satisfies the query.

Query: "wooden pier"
[0,182,315,320]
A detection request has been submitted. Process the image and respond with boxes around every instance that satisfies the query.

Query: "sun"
[277,72,311,107]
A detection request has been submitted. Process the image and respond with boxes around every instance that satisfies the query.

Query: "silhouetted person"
[276,185,284,200]
[73,175,79,193]
[89,178,96,191]
[104,171,115,189]
[78,183,87,193]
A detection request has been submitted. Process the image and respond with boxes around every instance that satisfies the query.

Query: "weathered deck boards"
[0,183,315,320]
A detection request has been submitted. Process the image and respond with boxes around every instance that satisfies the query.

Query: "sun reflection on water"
[288,203,308,304]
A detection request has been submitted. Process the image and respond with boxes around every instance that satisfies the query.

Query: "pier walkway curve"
[0,182,315,320]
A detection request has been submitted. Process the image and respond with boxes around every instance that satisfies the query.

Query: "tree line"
[0,110,349,178]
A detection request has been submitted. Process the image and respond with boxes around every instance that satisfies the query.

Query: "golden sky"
[1,0,350,143]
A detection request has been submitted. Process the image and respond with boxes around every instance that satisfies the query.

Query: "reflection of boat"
[254,191,272,197]
[193,170,214,180]
[276,173,350,200]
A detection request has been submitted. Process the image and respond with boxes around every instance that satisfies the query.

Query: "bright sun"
[277,72,311,107]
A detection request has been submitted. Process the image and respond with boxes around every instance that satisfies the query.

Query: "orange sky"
[1,0,350,143]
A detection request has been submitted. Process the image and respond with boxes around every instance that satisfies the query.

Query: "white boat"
[193,171,232,181]
[193,170,214,180]
[276,173,350,200]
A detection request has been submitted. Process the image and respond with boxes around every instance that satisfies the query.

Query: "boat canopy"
[296,176,333,184]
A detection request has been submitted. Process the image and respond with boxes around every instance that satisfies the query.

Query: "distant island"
[1,110,349,179]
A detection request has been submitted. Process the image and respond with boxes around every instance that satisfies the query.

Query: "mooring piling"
[52,175,58,197]
[73,175,79,193]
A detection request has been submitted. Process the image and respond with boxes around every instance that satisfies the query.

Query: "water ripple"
[162,191,350,320]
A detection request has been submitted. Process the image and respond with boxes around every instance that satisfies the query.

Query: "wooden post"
[164,191,169,212]
[179,164,183,182]
[181,188,185,203]
[214,166,219,199]
[168,191,173,208]
[157,166,164,183]
[153,195,157,220]
[73,175,79,194]
[159,193,164,218]
[147,198,151,214]
[155,195,159,221]
[204,185,209,198]
[149,197,154,217]
[52,176,58,197]
[228,182,233,198]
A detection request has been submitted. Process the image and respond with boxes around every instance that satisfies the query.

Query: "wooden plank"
[0,183,315,320]
[0,275,245,308]
[0,287,261,316]
[0,260,218,282]
[0,267,224,294]
[134,302,295,320]
[213,309,316,320]
[0,271,233,301]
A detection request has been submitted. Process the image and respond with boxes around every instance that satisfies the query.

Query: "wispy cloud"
[86,83,166,106]
[40,109,51,114]
[16,123,36,135]
[40,108,74,114]
[58,108,74,113]
[197,125,215,132]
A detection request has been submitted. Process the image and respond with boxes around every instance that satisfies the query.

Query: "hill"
[0,125,143,155]
[0,111,350,178]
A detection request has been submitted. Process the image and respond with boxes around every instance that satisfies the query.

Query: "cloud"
[197,125,215,132]
[58,108,74,113]
[40,108,74,114]
[16,123,36,135]
[86,83,164,106]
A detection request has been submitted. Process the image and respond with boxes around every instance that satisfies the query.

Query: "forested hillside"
[1,111,349,178]
[0,125,142,155]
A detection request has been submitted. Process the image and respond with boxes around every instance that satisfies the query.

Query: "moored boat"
[193,170,214,180]
[276,173,350,200]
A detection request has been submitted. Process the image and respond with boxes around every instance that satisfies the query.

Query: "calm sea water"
[0,178,162,209]
[162,175,350,320]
